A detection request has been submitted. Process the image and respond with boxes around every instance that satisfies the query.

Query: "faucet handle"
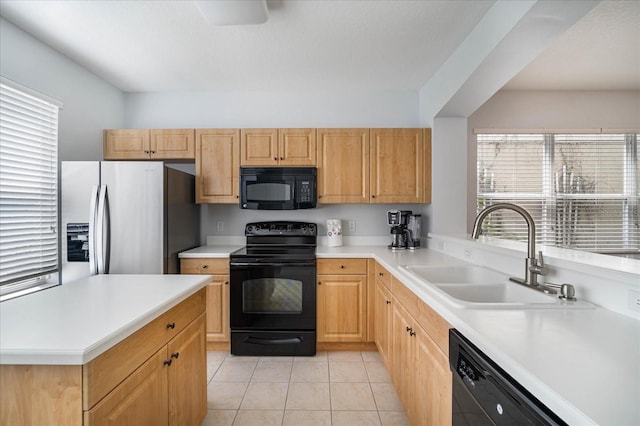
[537,251,544,267]
[529,251,547,275]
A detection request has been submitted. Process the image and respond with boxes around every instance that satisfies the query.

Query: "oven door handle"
[244,336,303,345]
[230,262,316,267]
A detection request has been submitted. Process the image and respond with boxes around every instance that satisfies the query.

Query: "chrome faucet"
[471,203,553,293]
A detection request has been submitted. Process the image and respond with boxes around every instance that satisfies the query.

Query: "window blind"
[477,133,639,253]
[0,80,60,298]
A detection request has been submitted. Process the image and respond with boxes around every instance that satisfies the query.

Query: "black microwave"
[240,167,317,210]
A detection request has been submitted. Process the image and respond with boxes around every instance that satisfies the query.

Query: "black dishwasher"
[449,329,567,426]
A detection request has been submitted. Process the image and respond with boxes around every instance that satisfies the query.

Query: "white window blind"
[0,79,60,299]
[477,133,639,253]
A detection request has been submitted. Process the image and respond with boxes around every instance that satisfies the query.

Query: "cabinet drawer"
[181,258,229,275]
[375,262,392,288]
[83,289,206,410]
[317,258,367,275]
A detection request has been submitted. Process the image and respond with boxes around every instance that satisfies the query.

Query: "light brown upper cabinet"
[370,128,431,203]
[195,129,240,204]
[241,128,316,166]
[103,129,195,160]
[317,128,370,203]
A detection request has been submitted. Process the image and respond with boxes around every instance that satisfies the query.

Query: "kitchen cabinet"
[0,289,207,426]
[241,128,316,166]
[316,258,368,342]
[195,129,240,204]
[180,258,230,347]
[103,129,195,160]
[374,263,452,426]
[374,263,393,366]
[317,128,431,204]
[317,128,371,203]
[370,128,431,203]
[85,314,206,426]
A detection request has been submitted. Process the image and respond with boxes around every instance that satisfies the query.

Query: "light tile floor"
[201,350,409,426]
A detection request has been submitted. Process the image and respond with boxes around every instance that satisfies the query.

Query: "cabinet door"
[241,128,279,166]
[149,129,195,159]
[167,314,207,426]
[84,348,169,426]
[103,129,150,159]
[413,324,452,426]
[279,128,316,166]
[196,129,240,203]
[317,128,370,203]
[317,274,367,342]
[391,298,415,416]
[206,276,230,342]
[374,278,392,366]
[370,128,425,203]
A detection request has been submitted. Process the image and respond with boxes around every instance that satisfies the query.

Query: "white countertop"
[0,274,211,365]
[179,245,242,258]
[181,243,639,426]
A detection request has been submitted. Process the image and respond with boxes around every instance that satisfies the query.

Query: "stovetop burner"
[230,221,317,262]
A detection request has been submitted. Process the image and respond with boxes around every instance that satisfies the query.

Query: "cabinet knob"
[386,300,391,304]
[274,157,278,161]
[339,265,345,269]
[318,281,322,285]
[163,359,172,366]
[378,272,383,277]
[280,157,284,160]
[144,150,150,154]
[372,195,376,198]
[171,352,180,359]
[150,150,155,154]
[236,195,239,199]
[318,195,322,199]
[202,264,208,269]
[406,326,412,333]
[225,281,229,285]
[410,330,416,337]
[167,322,176,329]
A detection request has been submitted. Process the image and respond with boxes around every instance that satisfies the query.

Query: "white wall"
[467,89,640,231]
[0,18,124,161]
[124,90,429,239]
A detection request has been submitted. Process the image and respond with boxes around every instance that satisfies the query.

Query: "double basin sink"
[398,264,594,309]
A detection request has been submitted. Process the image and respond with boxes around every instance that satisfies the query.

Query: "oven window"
[242,278,302,313]
[247,182,291,201]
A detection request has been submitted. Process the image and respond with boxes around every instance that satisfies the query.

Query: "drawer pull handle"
[386,300,391,304]
[202,265,208,269]
[167,322,176,329]
[163,359,172,366]
[171,352,180,359]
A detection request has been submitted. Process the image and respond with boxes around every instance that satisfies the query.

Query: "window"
[476,132,639,253]
[0,78,61,300]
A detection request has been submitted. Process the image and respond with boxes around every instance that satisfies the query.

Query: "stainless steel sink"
[398,265,594,309]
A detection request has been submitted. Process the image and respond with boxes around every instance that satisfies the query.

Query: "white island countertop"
[0,274,211,365]
[181,243,640,426]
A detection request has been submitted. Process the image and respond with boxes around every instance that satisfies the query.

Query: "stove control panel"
[245,221,317,236]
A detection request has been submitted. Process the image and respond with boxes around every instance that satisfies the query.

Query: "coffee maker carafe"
[407,214,421,250]
[387,210,411,250]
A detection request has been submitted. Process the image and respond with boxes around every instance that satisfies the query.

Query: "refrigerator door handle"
[96,185,111,274]
[88,185,99,276]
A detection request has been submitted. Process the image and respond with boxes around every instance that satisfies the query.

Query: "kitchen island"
[0,274,211,426]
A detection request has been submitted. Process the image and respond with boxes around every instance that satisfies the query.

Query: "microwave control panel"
[297,179,314,204]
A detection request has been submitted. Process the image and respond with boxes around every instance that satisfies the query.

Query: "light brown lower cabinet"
[0,289,207,426]
[375,263,452,426]
[180,258,230,345]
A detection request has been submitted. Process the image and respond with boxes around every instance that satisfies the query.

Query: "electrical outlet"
[629,289,640,313]
[463,248,473,260]
[348,221,356,232]
[216,221,224,232]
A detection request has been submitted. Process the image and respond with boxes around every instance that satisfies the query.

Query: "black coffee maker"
[387,210,411,250]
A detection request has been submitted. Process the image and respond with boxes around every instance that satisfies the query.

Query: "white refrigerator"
[61,161,200,283]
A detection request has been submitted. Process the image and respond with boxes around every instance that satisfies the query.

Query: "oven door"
[240,174,296,210]
[230,260,316,331]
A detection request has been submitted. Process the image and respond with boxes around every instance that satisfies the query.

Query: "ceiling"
[0,0,638,93]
